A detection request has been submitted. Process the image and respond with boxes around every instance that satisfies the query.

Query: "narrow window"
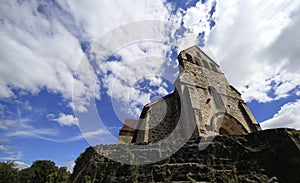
[209,86,224,110]
[202,60,210,69]
[210,63,218,72]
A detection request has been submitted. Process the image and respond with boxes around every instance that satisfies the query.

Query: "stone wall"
[71,128,300,183]
[132,92,181,144]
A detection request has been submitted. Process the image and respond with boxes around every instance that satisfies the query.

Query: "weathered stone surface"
[71,128,300,183]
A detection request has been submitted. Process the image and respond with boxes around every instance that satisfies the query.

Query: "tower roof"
[180,45,220,67]
[120,119,138,132]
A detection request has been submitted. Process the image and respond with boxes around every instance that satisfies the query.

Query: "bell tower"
[118,46,261,144]
[174,45,261,137]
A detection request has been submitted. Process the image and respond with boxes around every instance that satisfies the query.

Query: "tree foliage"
[0,161,19,183]
[0,160,71,183]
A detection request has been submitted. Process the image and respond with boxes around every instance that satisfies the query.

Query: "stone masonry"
[72,128,300,182]
[118,45,261,144]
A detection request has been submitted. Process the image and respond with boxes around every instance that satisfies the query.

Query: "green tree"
[46,167,70,183]
[57,167,71,183]
[0,161,19,183]
[19,167,35,183]
[30,160,57,183]
[1,160,71,183]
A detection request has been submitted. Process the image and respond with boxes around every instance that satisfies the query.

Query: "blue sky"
[0,0,299,171]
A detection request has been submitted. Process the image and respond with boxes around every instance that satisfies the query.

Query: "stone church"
[118,46,261,144]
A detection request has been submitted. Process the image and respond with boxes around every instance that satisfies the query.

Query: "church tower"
[118,46,261,144]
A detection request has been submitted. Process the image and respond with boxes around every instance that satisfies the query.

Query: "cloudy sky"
[0,0,299,171]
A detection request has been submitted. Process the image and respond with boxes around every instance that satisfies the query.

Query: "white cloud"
[53,113,79,127]
[207,0,300,103]
[82,129,108,139]
[0,145,12,153]
[47,114,56,119]
[182,0,216,38]
[272,71,300,98]
[0,140,23,161]
[14,161,30,170]
[97,42,177,118]
[3,116,60,141]
[0,0,180,115]
[62,0,170,40]
[0,153,23,161]
[1,110,106,143]
[7,128,59,139]
[0,119,16,130]
[65,129,108,142]
[260,100,300,130]
[63,161,75,172]
[0,0,83,99]
[167,1,217,50]
[70,55,100,113]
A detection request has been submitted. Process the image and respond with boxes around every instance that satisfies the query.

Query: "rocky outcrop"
[71,128,300,182]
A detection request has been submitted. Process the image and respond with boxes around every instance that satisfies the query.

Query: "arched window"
[185,53,195,64]
[210,63,218,72]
